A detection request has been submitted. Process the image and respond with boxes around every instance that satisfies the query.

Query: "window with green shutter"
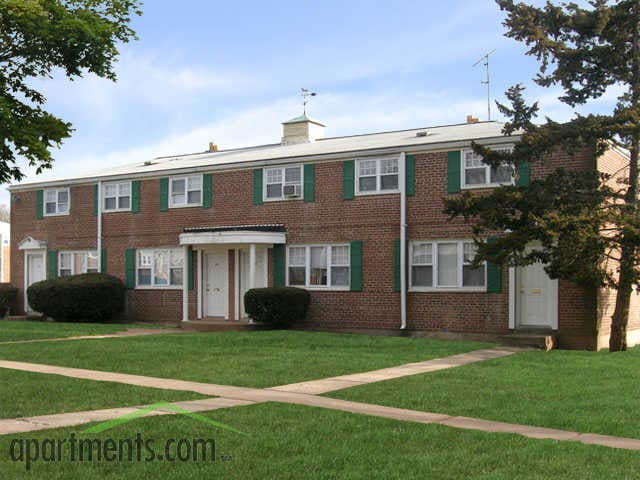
[350,240,363,291]
[405,155,416,196]
[203,174,213,208]
[101,248,107,273]
[343,160,355,200]
[159,178,169,211]
[125,248,136,289]
[303,164,315,202]
[253,169,263,205]
[447,151,462,193]
[517,162,531,186]
[93,185,99,216]
[187,247,194,290]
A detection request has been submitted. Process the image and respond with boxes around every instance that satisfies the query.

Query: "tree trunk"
[610,248,633,351]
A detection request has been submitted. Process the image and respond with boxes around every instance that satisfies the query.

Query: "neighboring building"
[8,116,638,349]
[0,221,10,283]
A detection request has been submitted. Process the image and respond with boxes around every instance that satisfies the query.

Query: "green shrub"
[27,273,125,322]
[0,284,18,317]
[244,287,311,327]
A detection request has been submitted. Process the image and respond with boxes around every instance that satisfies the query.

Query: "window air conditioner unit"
[283,184,301,197]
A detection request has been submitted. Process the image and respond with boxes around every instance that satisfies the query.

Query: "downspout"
[97,181,102,272]
[399,152,407,330]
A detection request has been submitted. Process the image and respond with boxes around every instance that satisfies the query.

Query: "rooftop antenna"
[301,88,316,116]
[473,49,496,121]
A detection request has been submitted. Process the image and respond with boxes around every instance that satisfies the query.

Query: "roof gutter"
[7,135,520,192]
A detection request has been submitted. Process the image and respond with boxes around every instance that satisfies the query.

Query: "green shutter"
[253,169,263,205]
[343,160,355,200]
[101,248,107,273]
[125,248,136,289]
[273,244,285,287]
[303,164,315,203]
[447,151,462,194]
[131,181,141,213]
[517,161,531,186]
[393,239,401,292]
[406,154,416,196]
[188,247,194,290]
[159,178,169,211]
[47,250,58,279]
[93,184,99,216]
[350,240,363,292]
[486,237,502,293]
[36,190,43,220]
[203,174,213,208]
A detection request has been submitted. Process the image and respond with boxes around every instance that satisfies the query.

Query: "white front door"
[25,251,46,313]
[516,261,558,329]
[205,251,228,318]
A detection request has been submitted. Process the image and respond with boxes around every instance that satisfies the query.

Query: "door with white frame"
[516,260,558,330]
[25,251,46,313]
[205,250,229,318]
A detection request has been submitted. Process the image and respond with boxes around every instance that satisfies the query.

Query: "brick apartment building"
[8,116,638,349]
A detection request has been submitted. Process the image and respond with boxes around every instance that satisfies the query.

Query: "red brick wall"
[10,145,600,347]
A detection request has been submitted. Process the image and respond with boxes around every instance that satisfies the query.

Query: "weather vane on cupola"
[301,88,316,116]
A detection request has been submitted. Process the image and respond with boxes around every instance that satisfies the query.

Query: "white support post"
[182,245,189,322]
[234,248,240,320]
[97,181,102,272]
[197,249,203,319]
[249,244,256,290]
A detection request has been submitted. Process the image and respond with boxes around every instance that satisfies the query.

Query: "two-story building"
[9,116,638,349]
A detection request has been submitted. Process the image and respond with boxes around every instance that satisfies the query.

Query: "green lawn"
[1,402,637,479]
[0,320,131,342]
[328,348,640,439]
[0,369,205,419]
[0,331,490,388]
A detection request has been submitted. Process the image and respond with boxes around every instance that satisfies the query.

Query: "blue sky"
[7,0,620,205]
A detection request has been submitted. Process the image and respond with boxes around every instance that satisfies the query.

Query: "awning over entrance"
[179,224,286,246]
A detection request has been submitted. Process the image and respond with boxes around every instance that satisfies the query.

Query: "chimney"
[208,142,218,152]
[281,115,325,145]
[466,115,480,124]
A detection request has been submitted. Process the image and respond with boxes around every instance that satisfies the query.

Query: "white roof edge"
[8,133,520,192]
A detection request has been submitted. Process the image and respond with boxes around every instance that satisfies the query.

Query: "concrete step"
[498,333,557,351]
[181,320,257,332]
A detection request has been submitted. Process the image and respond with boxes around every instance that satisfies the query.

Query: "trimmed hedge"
[27,273,125,322]
[244,287,310,328]
[0,284,18,318]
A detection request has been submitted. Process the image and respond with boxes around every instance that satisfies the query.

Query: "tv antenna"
[473,49,496,121]
[301,88,316,115]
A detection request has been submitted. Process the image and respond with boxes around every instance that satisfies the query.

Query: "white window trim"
[43,187,70,217]
[460,146,516,190]
[58,250,99,276]
[103,181,132,213]
[355,156,400,196]
[169,174,203,209]
[263,164,304,202]
[135,247,184,290]
[286,244,351,291]
[409,240,487,292]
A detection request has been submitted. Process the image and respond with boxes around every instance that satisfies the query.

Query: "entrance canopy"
[179,224,286,246]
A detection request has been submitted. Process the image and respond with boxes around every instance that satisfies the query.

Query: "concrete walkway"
[2,353,640,450]
[0,328,184,345]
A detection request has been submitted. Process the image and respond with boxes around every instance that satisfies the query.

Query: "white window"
[44,188,70,216]
[462,147,514,188]
[286,244,350,289]
[410,241,486,290]
[356,157,399,194]
[136,248,183,288]
[58,251,99,276]
[264,165,303,200]
[103,181,131,212]
[170,175,202,207]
